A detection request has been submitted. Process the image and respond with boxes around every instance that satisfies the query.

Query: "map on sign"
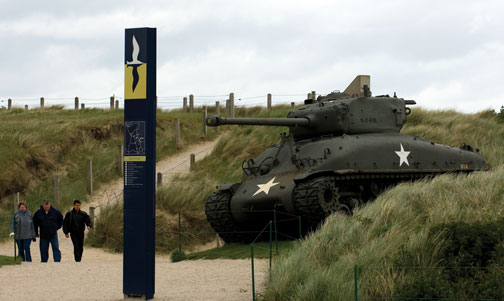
[125,121,146,155]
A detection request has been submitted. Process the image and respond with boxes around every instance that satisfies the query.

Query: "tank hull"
[206,133,486,242]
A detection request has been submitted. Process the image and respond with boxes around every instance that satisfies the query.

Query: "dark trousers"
[16,239,32,262]
[40,233,61,262]
[70,231,85,262]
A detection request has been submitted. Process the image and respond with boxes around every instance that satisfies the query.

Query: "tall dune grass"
[264,108,504,300]
[0,106,219,241]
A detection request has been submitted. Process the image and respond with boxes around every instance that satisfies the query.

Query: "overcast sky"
[1,0,503,112]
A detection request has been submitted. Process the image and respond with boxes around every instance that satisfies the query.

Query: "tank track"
[293,171,446,230]
[205,190,256,244]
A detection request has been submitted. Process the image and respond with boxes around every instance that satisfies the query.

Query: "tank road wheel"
[205,190,252,244]
[293,176,360,230]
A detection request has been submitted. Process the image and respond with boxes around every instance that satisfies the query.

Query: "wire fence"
[0,93,313,111]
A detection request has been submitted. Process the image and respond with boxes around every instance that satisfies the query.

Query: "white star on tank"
[395,143,411,166]
[253,177,280,197]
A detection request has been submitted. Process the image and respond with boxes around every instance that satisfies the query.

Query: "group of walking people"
[9,199,93,262]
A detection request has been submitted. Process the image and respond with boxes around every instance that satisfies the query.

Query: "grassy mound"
[264,108,504,300]
[0,106,218,242]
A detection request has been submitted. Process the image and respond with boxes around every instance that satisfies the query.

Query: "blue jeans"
[39,233,61,262]
[16,239,32,262]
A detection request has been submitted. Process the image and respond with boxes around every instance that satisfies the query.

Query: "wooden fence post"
[24,105,28,110]
[115,100,119,110]
[13,193,20,211]
[291,102,295,111]
[53,176,59,208]
[87,159,93,195]
[190,154,195,170]
[175,119,181,148]
[157,172,163,189]
[89,207,95,224]
[189,95,194,113]
[117,144,123,175]
[225,99,230,115]
[40,97,45,108]
[110,96,114,110]
[307,93,312,100]
[267,93,272,111]
[215,101,220,133]
[311,91,316,100]
[81,103,85,110]
[75,97,79,110]
[8,99,12,110]
[230,93,235,118]
[183,97,187,112]
[203,106,208,140]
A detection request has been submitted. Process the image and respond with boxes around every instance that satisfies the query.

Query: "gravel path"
[0,139,268,300]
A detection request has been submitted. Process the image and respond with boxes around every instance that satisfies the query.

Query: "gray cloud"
[0,0,503,112]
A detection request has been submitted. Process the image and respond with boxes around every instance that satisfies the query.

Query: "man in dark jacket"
[33,200,63,262]
[63,200,93,262]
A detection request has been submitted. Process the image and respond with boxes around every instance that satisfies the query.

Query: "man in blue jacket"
[33,200,63,262]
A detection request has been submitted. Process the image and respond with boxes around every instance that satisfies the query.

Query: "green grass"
[0,105,221,242]
[0,255,22,267]
[185,241,297,260]
[263,108,504,300]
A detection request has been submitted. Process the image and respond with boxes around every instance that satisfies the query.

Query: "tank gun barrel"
[206,115,310,127]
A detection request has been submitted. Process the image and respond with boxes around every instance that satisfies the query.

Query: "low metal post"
[273,209,278,255]
[298,216,302,239]
[13,218,16,261]
[178,210,182,252]
[269,221,272,278]
[251,244,255,301]
[354,265,358,301]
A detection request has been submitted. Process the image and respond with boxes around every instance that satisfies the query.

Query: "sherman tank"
[204,75,486,243]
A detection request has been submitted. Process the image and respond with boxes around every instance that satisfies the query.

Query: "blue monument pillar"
[123,27,156,300]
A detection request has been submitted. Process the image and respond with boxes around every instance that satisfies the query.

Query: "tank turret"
[206,75,417,141]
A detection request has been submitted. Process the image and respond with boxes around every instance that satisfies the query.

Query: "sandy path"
[0,139,269,300]
[81,139,221,215]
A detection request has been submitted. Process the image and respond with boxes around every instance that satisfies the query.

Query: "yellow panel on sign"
[124,64,147,99]
[124,156,147,162]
